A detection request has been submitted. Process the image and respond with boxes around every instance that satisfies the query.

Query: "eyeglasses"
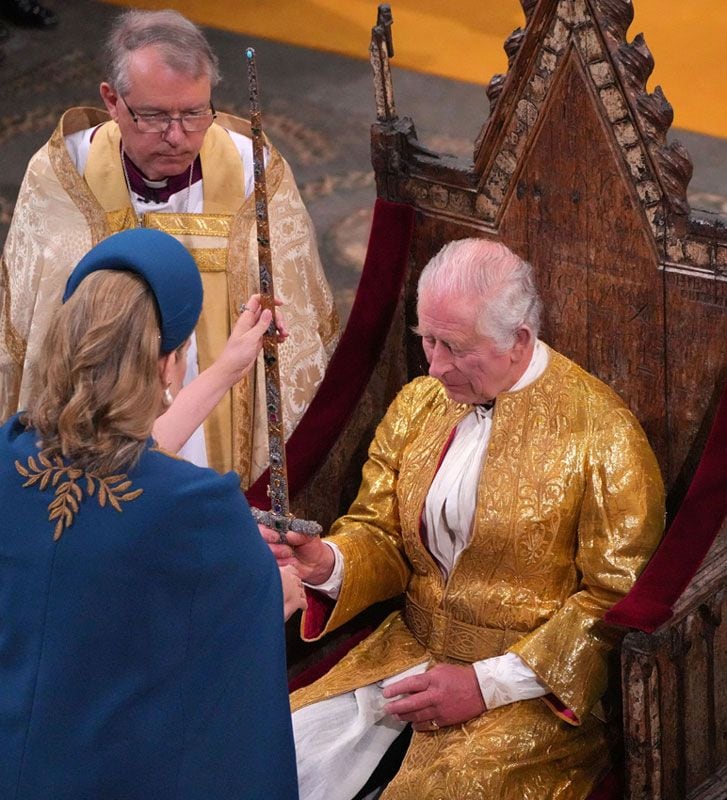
[121,96,217,134]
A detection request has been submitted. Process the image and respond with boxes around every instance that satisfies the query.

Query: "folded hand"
[382,663,486,731]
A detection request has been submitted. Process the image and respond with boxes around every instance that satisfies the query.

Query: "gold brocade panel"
[196,270,232,472]
[105,206,238,474]
[382,698,613,800]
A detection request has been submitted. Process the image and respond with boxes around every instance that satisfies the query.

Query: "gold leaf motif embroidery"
[15,450,143,541]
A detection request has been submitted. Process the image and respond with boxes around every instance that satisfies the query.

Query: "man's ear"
[100,82,120,120]
[512,327,533,361]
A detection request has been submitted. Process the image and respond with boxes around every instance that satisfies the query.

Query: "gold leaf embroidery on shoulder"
[15,450,144,541]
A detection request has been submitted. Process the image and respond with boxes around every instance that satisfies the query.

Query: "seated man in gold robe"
[0,8,338,485]
[262,238,665,800]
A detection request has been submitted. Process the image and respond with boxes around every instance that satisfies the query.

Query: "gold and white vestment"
[0,108,339,484]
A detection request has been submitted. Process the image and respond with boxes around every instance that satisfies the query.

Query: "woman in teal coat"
[0,229,301,799]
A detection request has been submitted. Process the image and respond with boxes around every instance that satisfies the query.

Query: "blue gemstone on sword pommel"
[246,48,254,59]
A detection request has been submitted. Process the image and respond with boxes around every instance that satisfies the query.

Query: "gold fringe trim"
[1,255,26,368]
[48,110,109,246]
[107,208,139,234]
[188,248,228,273]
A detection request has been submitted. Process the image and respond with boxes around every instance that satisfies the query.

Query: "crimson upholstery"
[605,381,727,632]
[246,198,415,508]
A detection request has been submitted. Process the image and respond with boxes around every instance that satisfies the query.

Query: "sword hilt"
[250,507,323,543]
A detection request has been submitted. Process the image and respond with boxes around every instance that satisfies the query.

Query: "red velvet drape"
[246,198,415,508]
[605,381,727,632]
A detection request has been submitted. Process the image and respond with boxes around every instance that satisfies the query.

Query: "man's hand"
[259,525,335,586]
[382,663,487,731]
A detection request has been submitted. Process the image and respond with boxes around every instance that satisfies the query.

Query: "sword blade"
[245,46,290,521]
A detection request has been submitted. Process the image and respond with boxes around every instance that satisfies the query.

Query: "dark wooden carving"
[364,1,727,797]
[369,0,727,492]
[621,523,727,799]
[370,4,397,123]
[485,27,527,115]
[499,50,668,461]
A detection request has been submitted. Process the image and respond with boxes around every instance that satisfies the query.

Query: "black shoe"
[1,0,58,28]
[0,20,9,40]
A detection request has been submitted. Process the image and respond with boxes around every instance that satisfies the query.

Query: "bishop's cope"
[0,9,338,487]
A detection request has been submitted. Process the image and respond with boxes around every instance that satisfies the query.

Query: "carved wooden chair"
[249,1,726,796]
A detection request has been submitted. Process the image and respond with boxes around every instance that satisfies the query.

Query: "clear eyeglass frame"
[122,96,217,134]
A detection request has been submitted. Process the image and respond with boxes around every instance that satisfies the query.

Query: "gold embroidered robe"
[0,107,338,484]
[292,348,665,799]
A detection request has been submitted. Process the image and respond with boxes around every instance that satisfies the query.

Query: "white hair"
[417,238,542,350]
[105,9,221,95]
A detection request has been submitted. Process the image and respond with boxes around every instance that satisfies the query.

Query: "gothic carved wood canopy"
[370,0,727,496]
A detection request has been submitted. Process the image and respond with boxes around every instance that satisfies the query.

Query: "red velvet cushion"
[605,381,727,632]
[586,769,622,800]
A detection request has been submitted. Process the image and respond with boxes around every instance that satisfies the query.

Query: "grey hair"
[417,238,543,350]
[104,9,221,95]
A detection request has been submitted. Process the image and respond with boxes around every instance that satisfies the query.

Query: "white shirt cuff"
[303,541,344,599]
[473,652,549,710]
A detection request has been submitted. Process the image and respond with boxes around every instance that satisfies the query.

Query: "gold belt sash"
[405,594,523,662]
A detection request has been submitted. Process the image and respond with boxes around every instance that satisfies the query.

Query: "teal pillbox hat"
[63,229,203,353]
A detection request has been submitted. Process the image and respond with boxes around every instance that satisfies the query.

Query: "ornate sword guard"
[250,506,322,543]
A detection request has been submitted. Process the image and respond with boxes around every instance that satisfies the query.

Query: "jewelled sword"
[245,47,322,543]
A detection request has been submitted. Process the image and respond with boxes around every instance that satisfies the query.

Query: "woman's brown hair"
[24,270,163,474]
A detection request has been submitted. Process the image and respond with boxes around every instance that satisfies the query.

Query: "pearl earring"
[163,385,174,407]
